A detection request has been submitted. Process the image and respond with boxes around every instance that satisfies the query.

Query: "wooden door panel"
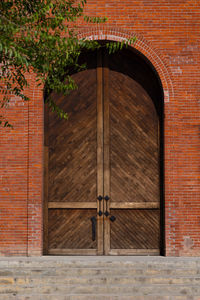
[105,55,160,255]
[48,69,97,203]
[109,70,159,204]
[110,209,160,249]
[48,209,97,250]
[45,63,102,255]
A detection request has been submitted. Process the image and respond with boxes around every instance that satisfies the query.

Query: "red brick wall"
[0,75,43,256]
[0,0,199,256]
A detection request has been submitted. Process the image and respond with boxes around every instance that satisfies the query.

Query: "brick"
[0,0,200,256]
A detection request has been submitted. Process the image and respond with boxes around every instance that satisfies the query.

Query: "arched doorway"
[44,46,164,255]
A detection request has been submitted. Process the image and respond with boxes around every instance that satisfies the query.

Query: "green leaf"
[0,0,136,128]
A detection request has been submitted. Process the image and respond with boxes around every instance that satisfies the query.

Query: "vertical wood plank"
[43,103,49,254]
[97,50,104,255]
[103,52,111,255]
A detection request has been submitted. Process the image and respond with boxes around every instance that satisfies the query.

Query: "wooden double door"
[44,50,160,255]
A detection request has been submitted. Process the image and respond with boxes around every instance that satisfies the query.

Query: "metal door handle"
[91,216,97,241]
[104,195,110,217]
[97,195,103,216]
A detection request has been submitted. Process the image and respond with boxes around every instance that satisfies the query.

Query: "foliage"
[0,0,136,127]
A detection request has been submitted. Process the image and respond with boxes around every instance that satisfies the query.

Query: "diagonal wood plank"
[48,209,97,249]
[48,69,97,203]
[110,209,160,249]
[109,70,160,204]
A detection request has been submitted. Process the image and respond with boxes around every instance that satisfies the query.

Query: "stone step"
[1,256,200,268]
[0,283,200,295]
[0,257,200,299]
[1,296,200,300]
[1,275,200,285]
[0,267,199,277]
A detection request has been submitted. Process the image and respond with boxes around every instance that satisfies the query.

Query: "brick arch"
[77,27,174,103]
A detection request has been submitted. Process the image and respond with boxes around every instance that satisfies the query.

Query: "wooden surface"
[48,249,97,255]
[107,54,160,254]
[46,62,99,254]
[108,58,160,255]
[48,202,97,209]
[109,70,159,204]
[103,53,111,255]
[48,68,97,203]
[44,49,161,255]
[110,202,159,209]
[48,209,97,249]
[110,209,160,249]
[96,51,104,255]
[108,249,160,255]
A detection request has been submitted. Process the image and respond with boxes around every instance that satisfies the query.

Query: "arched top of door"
[77,28,174,107]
